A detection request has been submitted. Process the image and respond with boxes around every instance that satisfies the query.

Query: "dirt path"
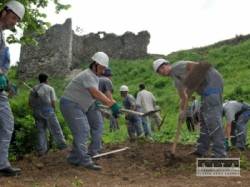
[0,142,249,187]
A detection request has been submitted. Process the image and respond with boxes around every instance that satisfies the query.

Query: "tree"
[0,0,71,45]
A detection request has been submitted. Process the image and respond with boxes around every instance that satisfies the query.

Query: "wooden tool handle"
[171,119,183,155]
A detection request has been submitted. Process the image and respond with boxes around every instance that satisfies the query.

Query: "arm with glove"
[0,75,17,97]
[88,87,120,117]
[0,74,8,91]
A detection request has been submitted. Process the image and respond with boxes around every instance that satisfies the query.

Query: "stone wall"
[18,18,150,78]
[18,19,73,79]
[71,31,150,68]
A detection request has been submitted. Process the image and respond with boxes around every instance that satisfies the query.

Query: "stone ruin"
[17,18,150,79]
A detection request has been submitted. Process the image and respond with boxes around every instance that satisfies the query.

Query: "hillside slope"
[7,35,250,156]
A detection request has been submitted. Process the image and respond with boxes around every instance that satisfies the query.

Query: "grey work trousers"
[33,108,66,155]
[60,97,103,166]
[232,111,250,149]
[196,69,226,157]
[0,95,14,169]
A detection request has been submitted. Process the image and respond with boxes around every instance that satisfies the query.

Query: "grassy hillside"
[7,37,250,157]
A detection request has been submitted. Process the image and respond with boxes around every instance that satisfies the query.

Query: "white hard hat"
[5,1,25,20]
[153,58,169,72]
[120,85,129,92]
[91,52,109,68]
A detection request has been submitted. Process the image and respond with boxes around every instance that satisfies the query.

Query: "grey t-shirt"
[169,61,191,91]
[223,100,243,123]
[99,76,113,94]
[63,68,99,112]
[136,89,156,113]
[34,83,56,107]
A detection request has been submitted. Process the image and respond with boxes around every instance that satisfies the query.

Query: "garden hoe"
[92,147,130,159]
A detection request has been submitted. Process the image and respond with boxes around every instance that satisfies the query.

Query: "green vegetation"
[7,37,250,158]
[0,0,70,45]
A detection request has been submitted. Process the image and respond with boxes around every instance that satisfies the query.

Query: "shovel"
[164,118,184,165]
[99,104,160,117]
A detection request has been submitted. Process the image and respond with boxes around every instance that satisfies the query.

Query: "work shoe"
[0,167,21,177]
[237,147,245,152]
[84,163,102,171]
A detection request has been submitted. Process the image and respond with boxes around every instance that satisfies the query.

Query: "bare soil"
[0,142,250,187]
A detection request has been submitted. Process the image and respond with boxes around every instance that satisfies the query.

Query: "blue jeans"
[141,116,152,136]
[126,118,144,139]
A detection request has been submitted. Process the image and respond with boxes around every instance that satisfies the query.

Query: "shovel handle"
[171,119,183,155]
[99,104,144,116]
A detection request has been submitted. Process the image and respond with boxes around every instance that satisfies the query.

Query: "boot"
[0,166,21,177]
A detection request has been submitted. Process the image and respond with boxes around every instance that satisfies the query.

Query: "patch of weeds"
[72,176,84,187]
[240,153,250,170]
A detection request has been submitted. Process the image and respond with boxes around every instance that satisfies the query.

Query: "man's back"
[32,83,56,108]
[223,100,243,123]
[136,90,155,112]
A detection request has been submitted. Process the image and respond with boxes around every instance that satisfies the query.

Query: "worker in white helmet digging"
[0,1,25,177]
[120,85,144,141]
[60,52,120,170]
[153,59,226,158]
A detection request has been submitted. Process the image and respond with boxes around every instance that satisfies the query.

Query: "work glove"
[111,103,121,118]
[95,101,102,109]
[0,74,8,90]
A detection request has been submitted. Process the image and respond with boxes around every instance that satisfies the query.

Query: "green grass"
[7,37,250,156]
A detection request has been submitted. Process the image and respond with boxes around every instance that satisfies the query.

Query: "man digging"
[153,59,227,158]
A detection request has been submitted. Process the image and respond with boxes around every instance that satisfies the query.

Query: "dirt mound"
[0,142,249,187]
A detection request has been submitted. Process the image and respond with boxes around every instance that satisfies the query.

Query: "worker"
[29,73,67,156]
[120,85,144,141]
[99,68,119,131]
[136,83,162,137]
[223,100,250,151]
[60,52,120,170]
[0,0,25,176]
[153,59,226,157]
